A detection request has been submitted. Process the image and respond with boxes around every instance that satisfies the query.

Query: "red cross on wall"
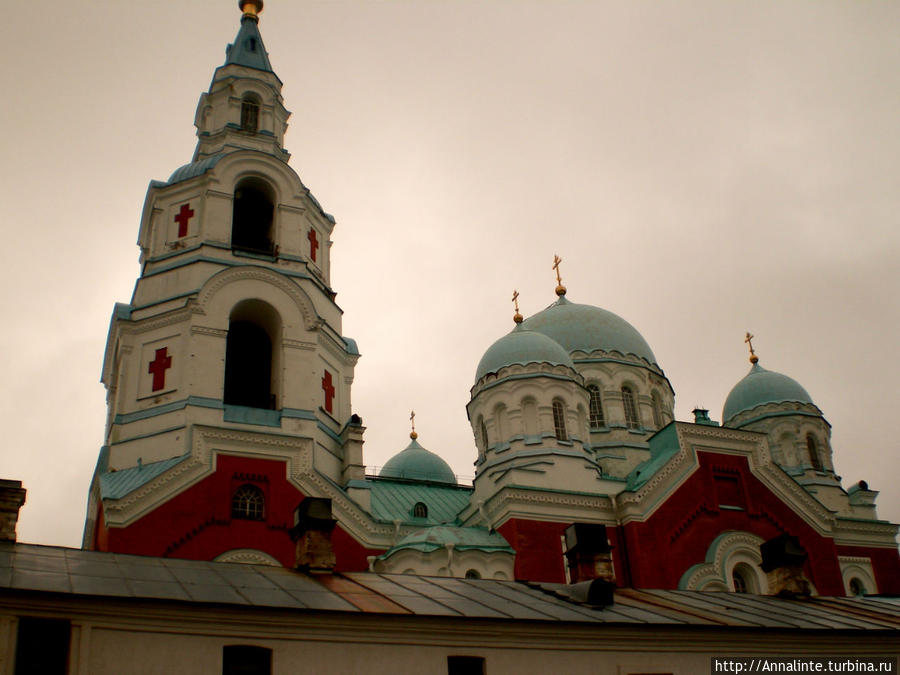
[321,370,335,414]
[148,347,173,392]
[307,228,319,263]
[174,203,195,238]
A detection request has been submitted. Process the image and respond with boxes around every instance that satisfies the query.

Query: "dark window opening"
[15,617,70,675]
[480,419,489,450]
[552,400,568,441]
[240,96,260,132]
[448,656,485,675]
[806,434,823,471]
[588,385,604,428]
[464,569,481,579]
[652,392,663,429]
[224,320,273,409]
[232,180,274,255]
[412,502,428,518]
[849,577,865,596]
[232,484,265,521]
[223,645,271,675]
[732,569,748,593]
[622,386,641,429]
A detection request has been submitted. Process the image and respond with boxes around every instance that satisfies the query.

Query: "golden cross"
[512,290,520,314]
[410,410,416,434]
[745,332,758,363]
[552,255,563,285]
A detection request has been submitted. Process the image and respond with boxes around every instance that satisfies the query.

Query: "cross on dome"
[552,255,567,296]
[512,290,523,324]
[410,410,418,440]
[745,331,759,364]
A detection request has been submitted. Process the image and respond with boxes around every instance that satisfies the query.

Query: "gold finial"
[239,0,263,19]
[552,255,567,296]
[745,332,759,364]
[409,410,418,440]
[512,290,523,324]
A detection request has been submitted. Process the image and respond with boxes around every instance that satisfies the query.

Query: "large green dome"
[521,296,658,365]
[380,438,457,485]
[723,362,814,423]
[475,325,574,382]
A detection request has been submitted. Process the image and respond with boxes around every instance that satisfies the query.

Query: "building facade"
[83,1,899,597]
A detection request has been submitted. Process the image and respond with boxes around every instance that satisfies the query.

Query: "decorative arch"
[224,300,281,409]
[214,548,280,566]
[839,557,878,597]
[678,531,767,593]
[195,265,320,332]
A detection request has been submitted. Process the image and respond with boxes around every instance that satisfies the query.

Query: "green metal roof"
[167,154,225,185]
[380,438,457,485]
[522,296,658,365]
[475,324,574,382]
[723,362,815,423]
[379,526,514,558]
[99,454,188,500]
[625,424,681,491]
[224,15,273,73]
[369,479,471,525]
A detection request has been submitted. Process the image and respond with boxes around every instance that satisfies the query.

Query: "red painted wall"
[622,451,846,594]
[98,454,380,569]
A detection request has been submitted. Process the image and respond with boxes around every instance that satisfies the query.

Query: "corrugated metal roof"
[368,479,471,525]
[2,543,898,630]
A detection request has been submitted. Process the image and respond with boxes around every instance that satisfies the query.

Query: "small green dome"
[380,438,457,485]
[475,325,574,382]
[723,362,814,423]
[522,296,658,365]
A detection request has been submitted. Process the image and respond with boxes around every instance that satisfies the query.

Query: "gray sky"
[1,1,898,547]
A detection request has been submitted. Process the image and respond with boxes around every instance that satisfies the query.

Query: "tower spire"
[225,0,273,72]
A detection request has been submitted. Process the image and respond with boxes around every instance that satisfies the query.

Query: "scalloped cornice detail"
[679,531,764,591]
[471,362,583,397]
[727,400,825,429]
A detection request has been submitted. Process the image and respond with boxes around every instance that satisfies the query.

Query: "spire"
[225,0,273,73]
[552,255,567,297]
[745,331,759,364]
[512,290,523,324]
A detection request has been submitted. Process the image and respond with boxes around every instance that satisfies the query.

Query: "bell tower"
[83,2,366,564]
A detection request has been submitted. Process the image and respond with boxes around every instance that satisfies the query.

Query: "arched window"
[732,569,747,593]
[652,391,663,429]
[806,434,823,471]
[224,300,280,410]
[522,399,538,436]
[412,502,428,518]
[240,94,260,133]
[480,419,489,451]
[588,385,604,429]
[849,578,865,596]
[464,569,481,579]
[622,386,641,429]
[552,400,568,441]
[232,177,274,255]
[731,562,758,594]
[232,484,265,520]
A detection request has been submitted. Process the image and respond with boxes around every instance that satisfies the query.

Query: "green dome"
[380,438,457,485]
[723,362,814,423]
[522,296,658,365]
[475,325,574,382]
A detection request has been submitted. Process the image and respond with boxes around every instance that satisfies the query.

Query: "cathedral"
[82,1,898,597]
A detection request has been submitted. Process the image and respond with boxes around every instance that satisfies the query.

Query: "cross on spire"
[512,289,523,324]
[745,332,759,364]
[552,254,567,296]
[410,410,418,439]
[321,370,335,413]
[174,203,194,238]
[148,347,173,392]
[307,228,319,263]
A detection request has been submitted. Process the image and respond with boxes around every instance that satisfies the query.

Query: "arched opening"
[731,562,758,594]
[480,419,489,451]
[849,577,865,596]
[588,384,604,429]
[412,502,428,518]
[622,386,641,429]
[223,300,280,409]
[652,391,663,429]
[806,434,823,471]
[231,484,265,521]
[232,177,275,255]
[552,400,568,441]
[464,569,481,579]
[522,398,538,436]
[240,94,260,132]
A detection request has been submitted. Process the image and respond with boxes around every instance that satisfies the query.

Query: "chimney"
[0,480,26,542]
[564,523,616,586]
[692,408,718,426]
[290,498,337,572]
[760,533,811,598]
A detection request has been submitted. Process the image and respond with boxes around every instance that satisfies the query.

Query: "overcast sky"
[1,1,898,547]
